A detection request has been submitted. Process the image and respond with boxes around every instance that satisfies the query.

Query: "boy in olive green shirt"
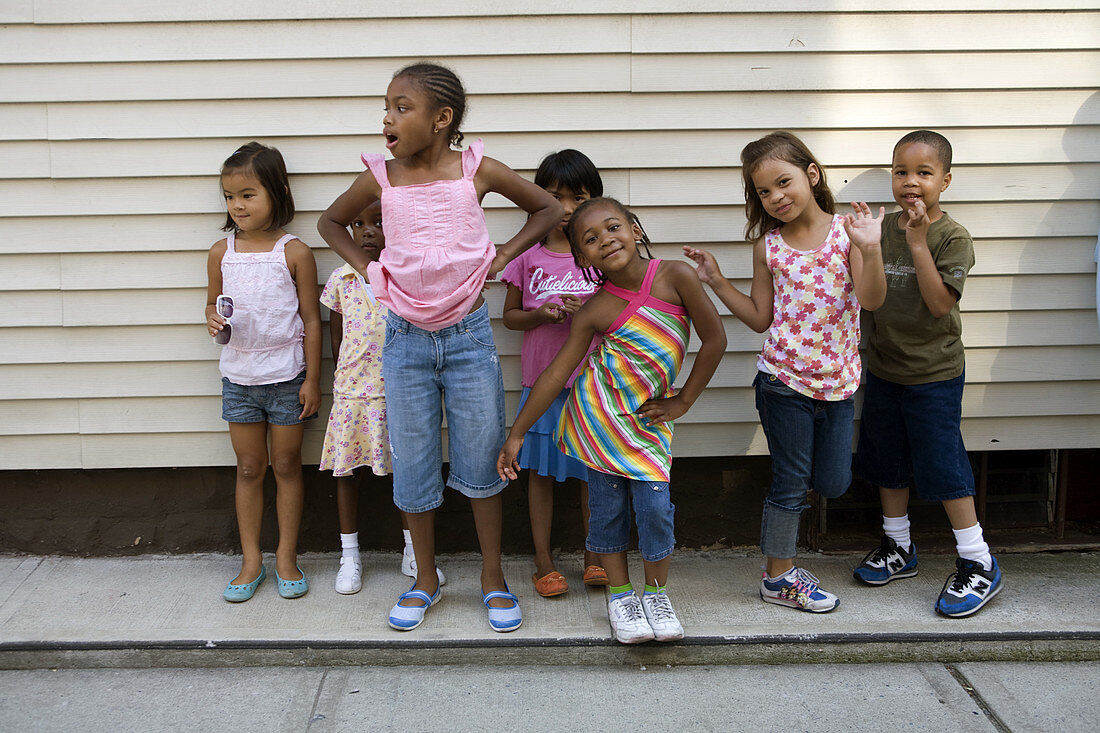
[853,130,1003,618]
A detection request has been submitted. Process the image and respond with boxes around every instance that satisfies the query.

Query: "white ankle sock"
[882,515,911,552]
[340,532,359,559]
[953,523,992,571]
[402,529,414,554]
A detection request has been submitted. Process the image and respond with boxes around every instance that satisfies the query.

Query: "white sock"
[402,529,414,554]
[340,532,359,560]
[953,523,993,571]
[883,515,912,552]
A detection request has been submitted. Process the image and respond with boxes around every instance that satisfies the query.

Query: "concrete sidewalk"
[1,550,1097,669]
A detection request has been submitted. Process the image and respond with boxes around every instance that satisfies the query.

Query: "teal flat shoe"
[276,564,308,599]
[223,566,266,603]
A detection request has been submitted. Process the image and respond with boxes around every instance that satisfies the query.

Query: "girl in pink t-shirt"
[685,131,886,614]
[501,150,603,598]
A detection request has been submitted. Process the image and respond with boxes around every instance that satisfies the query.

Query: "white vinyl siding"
[0,3,1097,469]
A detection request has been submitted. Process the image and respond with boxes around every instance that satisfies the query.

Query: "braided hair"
[565,197,653,287]
[393,62,468,148]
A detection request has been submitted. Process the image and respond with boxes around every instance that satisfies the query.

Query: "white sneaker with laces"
[402,548,447,585]
[641,591,684,641]
[334,555,362,595]
[607,592,655,644]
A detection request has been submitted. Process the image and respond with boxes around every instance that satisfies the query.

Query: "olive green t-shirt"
[863,211,975,385]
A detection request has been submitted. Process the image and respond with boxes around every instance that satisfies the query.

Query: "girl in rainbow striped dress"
[498,197,726,644]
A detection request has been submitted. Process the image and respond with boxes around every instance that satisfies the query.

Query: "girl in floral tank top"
[685,131,886,614]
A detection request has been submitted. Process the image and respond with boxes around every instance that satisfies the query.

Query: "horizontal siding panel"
[0,399,78,435]
[652,239,1099,278]
[41,90,1100,140]
[0,141,50,178]
[5,51,1094,102]
[631,164,1100,206]
[39,128,1100,180]
[7,271,1090,326]
[4,309,1094,365]
[2,205,1097,254]
[965,346,1100,383]
[29,2,1100,24]
[0,55,632,103]
[632,12,1100,53]
[0,104,47,141]
[960,415,1100,451]
[0,253,61,288]
[0,435,81,470]
[0,17,631,63]
[9,165,1094,219]
[0,0,32,22]
[634,52,1100,92]
[0,290,61,326]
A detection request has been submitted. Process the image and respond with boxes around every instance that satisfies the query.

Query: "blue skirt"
[516,386,589,483]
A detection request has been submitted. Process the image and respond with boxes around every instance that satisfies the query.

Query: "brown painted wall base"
[1,450,1096,556]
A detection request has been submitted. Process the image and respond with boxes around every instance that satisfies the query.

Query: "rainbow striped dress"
[557,259,690,482]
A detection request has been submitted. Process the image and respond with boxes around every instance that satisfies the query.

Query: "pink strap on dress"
[461,139,484,179]
[603,259,687,333]
[361,153,390,188]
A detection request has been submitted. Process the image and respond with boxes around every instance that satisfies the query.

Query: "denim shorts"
[382,304,507,513]
[221,371,317,426]
[856,370,975,502]
[754,371,854,559]
[585,469,675,562]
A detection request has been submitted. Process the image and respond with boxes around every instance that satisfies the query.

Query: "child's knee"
[236,459,266,481]
[271,452,302,479]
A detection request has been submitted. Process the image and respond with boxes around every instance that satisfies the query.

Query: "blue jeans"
[754,372,854,559]
[856,370,974,501]
[382,304,507,513]
[585,469,675,562]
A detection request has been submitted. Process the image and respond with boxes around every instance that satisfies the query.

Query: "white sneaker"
[641,591,684,641]
[334,555,362,595]
[402,548,447,586]
[607,592,655,644]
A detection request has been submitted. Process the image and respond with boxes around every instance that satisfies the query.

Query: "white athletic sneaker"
[402,547,447,585]
[334,555,362,595]
[607,592,655,644]
[641,591,685,641]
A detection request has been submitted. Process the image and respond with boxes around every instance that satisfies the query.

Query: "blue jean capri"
[585,468,675,562]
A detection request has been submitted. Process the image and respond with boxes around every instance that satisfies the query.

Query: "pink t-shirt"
[757,214,862,401]
[500,244,598,387]
[362,140,494,331]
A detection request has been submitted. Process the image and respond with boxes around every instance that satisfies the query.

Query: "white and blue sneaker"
[935,557,1003,618]
[760,566,839,613]
[854,535,918,586]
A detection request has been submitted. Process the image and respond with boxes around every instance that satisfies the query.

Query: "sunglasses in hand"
[213,294,234,345]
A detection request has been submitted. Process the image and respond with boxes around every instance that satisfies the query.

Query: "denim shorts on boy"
[221,371,317,426]
[754,371,854,559]
[382,303,507,513]
[856,370,975,502]
[585,469,675,562]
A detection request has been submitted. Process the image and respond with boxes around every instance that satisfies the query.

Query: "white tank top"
[218,232,305,385]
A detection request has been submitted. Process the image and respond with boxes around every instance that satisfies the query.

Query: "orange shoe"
[583,564,609,586]
[532,570,569,597]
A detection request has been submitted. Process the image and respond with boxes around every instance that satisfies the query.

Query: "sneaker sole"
[853,567,918,586]
[936,582,1002,618]
[334,584,361,595]
[615,631,656,644]
[760,592,840,613]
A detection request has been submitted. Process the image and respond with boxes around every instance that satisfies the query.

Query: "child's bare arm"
[497,306,599,481]
[843,202,887,311]
[685,242,772,333]
[317,171,383,275]
[287,240,322,418]
[205,240,228,336]
[502,284,566,331]
[905,200,958,318]
[477,157,563,276]
[636,262,726,425]
[329,310,343,363]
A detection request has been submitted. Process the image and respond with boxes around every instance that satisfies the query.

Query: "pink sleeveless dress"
[362,140,494,331]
